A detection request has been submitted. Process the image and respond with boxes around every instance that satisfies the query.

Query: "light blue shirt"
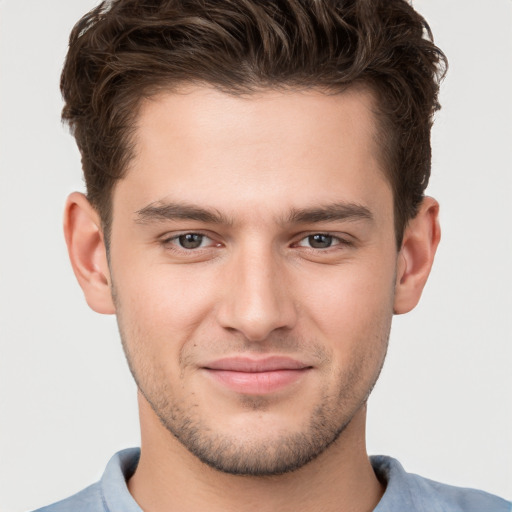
[33,448,511,512]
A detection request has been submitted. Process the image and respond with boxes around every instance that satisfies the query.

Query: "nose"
[216,243,298,342]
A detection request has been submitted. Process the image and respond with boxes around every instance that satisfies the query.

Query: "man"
[32,0,510,511]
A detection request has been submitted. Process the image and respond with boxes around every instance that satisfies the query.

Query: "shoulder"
[410,473,511,512]
[30,448,141,512]
[422,477,511,512]
[371,455,511,512]
[30,483,104,512]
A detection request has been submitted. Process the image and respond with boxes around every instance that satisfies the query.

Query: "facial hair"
[116,315,390,477]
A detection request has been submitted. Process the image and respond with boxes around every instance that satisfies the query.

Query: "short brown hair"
[61,0,446,246]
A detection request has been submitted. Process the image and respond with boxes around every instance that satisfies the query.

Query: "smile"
[202,356,313,395]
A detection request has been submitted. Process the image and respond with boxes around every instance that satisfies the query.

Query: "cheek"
[297,259,396,329]
[112,268,215,388]
[293,256,396,377]
[112,259,220,332]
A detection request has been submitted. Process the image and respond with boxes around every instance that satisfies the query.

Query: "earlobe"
[394,197,441,315]
[63,192,115,314]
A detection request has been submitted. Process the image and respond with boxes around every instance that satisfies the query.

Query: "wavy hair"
[61,0,447,246]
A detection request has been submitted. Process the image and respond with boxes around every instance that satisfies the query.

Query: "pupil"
[309,234,332,249]
[179,233,203,249]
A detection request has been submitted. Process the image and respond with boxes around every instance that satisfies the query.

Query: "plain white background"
[0,1,511,510]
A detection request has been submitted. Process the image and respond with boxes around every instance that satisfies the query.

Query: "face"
[108,86,398,475]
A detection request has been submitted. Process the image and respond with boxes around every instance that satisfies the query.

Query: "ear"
[63,192,115,314]
[394,196,441,315]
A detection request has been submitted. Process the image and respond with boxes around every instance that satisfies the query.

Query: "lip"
[202,356,313,395]
[204,356,311,372]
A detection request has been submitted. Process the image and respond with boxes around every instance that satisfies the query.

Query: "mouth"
[202,356,313,395]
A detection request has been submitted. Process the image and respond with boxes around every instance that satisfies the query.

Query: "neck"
[128,396,384,512]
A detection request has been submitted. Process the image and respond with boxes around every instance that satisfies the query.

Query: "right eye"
[175,233,208,249]
[296,233,338,249]
[162,232,217,251]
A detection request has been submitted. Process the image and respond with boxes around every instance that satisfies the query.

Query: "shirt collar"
[99,449,438,512]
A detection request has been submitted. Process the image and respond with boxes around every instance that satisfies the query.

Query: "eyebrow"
[135,201,233,225]
[134,200,373,226]
[285,202,373,224]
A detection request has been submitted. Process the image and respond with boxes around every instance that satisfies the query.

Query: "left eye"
[174,233,211,249]
[297,234,339,249]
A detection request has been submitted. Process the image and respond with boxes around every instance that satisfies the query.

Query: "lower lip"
[204,369,310,395]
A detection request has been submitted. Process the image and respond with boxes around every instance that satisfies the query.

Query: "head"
[61,0,446,248]
[63,0,444,476]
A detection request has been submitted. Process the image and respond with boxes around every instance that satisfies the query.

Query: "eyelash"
[293,233,351,250]
[161,232,219,253]
[160,231,353,254]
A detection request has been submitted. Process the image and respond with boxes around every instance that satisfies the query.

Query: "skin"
[64,86,440,512]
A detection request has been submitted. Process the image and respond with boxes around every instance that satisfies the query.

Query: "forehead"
[134,85,380,164]
[115,86,391,223]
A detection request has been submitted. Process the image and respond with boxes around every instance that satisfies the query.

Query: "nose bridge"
[217,237,296,341]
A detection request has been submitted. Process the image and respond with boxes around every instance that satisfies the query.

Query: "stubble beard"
[112,274,392,477]
[118,329,390,477]
[141,382,363,476]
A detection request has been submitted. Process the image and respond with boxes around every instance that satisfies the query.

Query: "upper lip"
[203,356,312,372]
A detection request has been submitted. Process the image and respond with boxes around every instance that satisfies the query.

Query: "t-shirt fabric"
[32,448,511,512]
